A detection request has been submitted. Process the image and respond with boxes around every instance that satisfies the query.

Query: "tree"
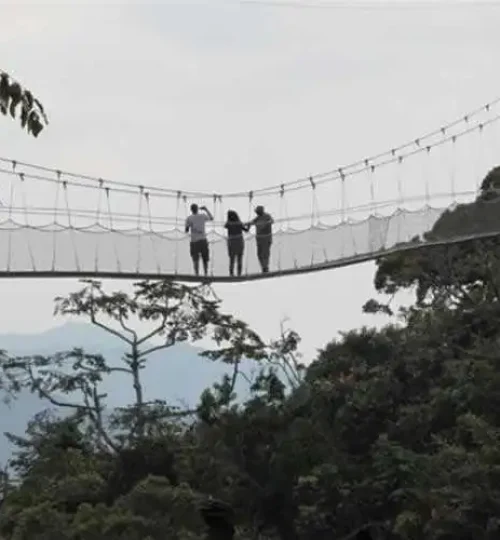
[0,70,48,137]
[0,411,206,539]
[0,279,265,454]
[0,279,270,539]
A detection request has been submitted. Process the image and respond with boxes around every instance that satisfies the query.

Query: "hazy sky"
[0,1,499,358]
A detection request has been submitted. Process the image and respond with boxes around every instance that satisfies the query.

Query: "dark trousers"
[190,239,209,275]
[256,237,272,273]
[228,236,244,276]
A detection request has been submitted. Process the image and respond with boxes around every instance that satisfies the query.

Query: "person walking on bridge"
[224,210,249,277]
[248,205,273,273]
[185,203,213,276]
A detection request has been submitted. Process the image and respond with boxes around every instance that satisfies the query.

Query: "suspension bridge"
[1,97,500,283]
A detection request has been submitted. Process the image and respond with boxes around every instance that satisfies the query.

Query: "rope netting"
[0,98,499,281]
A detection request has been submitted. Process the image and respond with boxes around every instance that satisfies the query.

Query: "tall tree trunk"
[129,341,145,439]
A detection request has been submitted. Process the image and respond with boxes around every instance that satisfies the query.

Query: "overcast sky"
[0,1,499,358]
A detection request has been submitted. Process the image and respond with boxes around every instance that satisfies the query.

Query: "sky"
[0,0,499,359]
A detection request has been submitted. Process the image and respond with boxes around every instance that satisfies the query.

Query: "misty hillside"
[0,322,258,466]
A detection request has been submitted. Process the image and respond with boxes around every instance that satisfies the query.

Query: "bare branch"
[85,386,118,452]
[23,363,91,412]
[34,388,87,411]
[118,312,137,341]
[90,313,132,346]
[136,309,168,346]
[228,359,240,397]
[137,339,176,359]
[107,366,133,375]
[148,406,198,421]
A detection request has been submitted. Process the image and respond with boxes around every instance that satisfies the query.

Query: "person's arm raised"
[200,206,214,220]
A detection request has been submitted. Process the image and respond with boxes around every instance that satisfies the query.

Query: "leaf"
[8,82,22,118]
[393,510,421,536]
[23,89,33,110]
[28,111,44,137]
[0,73,9,114]
[20,103,29,128]
[34,98,48,123]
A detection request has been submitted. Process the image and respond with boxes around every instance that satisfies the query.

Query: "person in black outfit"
[224,210,249,277]
[247,205,274,273]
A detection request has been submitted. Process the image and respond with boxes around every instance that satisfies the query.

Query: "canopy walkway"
[2,97,500,283]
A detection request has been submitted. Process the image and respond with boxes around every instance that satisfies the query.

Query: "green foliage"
[0,71,48,137]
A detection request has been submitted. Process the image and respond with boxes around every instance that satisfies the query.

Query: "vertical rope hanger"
[209,194,219,277]
[369,163,376,211]
[144,191,161,274]
[347,161,363,258]
[51,171,61,271]
[424,145,431,207]
[105,187,121,273]
[278,185,296,270]
[63,180,81,272]
[485,103,499,182]
[464,114,481,193]
[368,163,376,254]
[135,185,144,274]
[6,163,16,272]
[177,194,189,275]
[476,122,485,194]
[338,168,346,261]
[94,179,104,272]
[483,103,496,179]
[277,185,285,272]
[281,185,297,269]
[173,191,181,274]
[244,191,253,275]
[379,149,397,251]
[450,135,457,203]
[309,176,319,227]
[396,155,404,245]
[16,166,36,271]
[309,176,317,266]
[345,165,356,258]
[217,194,225,276]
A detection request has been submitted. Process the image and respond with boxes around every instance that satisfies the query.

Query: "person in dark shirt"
[248,205,274,273]
[224,210,249,277]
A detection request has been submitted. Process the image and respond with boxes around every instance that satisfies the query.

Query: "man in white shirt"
[185,203,214,276]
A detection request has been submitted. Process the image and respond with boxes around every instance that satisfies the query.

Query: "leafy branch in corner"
[0,70,48,137]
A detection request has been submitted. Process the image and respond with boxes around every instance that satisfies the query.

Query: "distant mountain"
[0,322,258,466]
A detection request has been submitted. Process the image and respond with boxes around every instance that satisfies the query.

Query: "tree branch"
[23,359,118,453]
[137,338,176,359]
[228,359,240,397]
[85,386,119,452]
[107,366,133,375]
[136,308,169,346]
[118,312,137,341]
[90,312,132,346]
